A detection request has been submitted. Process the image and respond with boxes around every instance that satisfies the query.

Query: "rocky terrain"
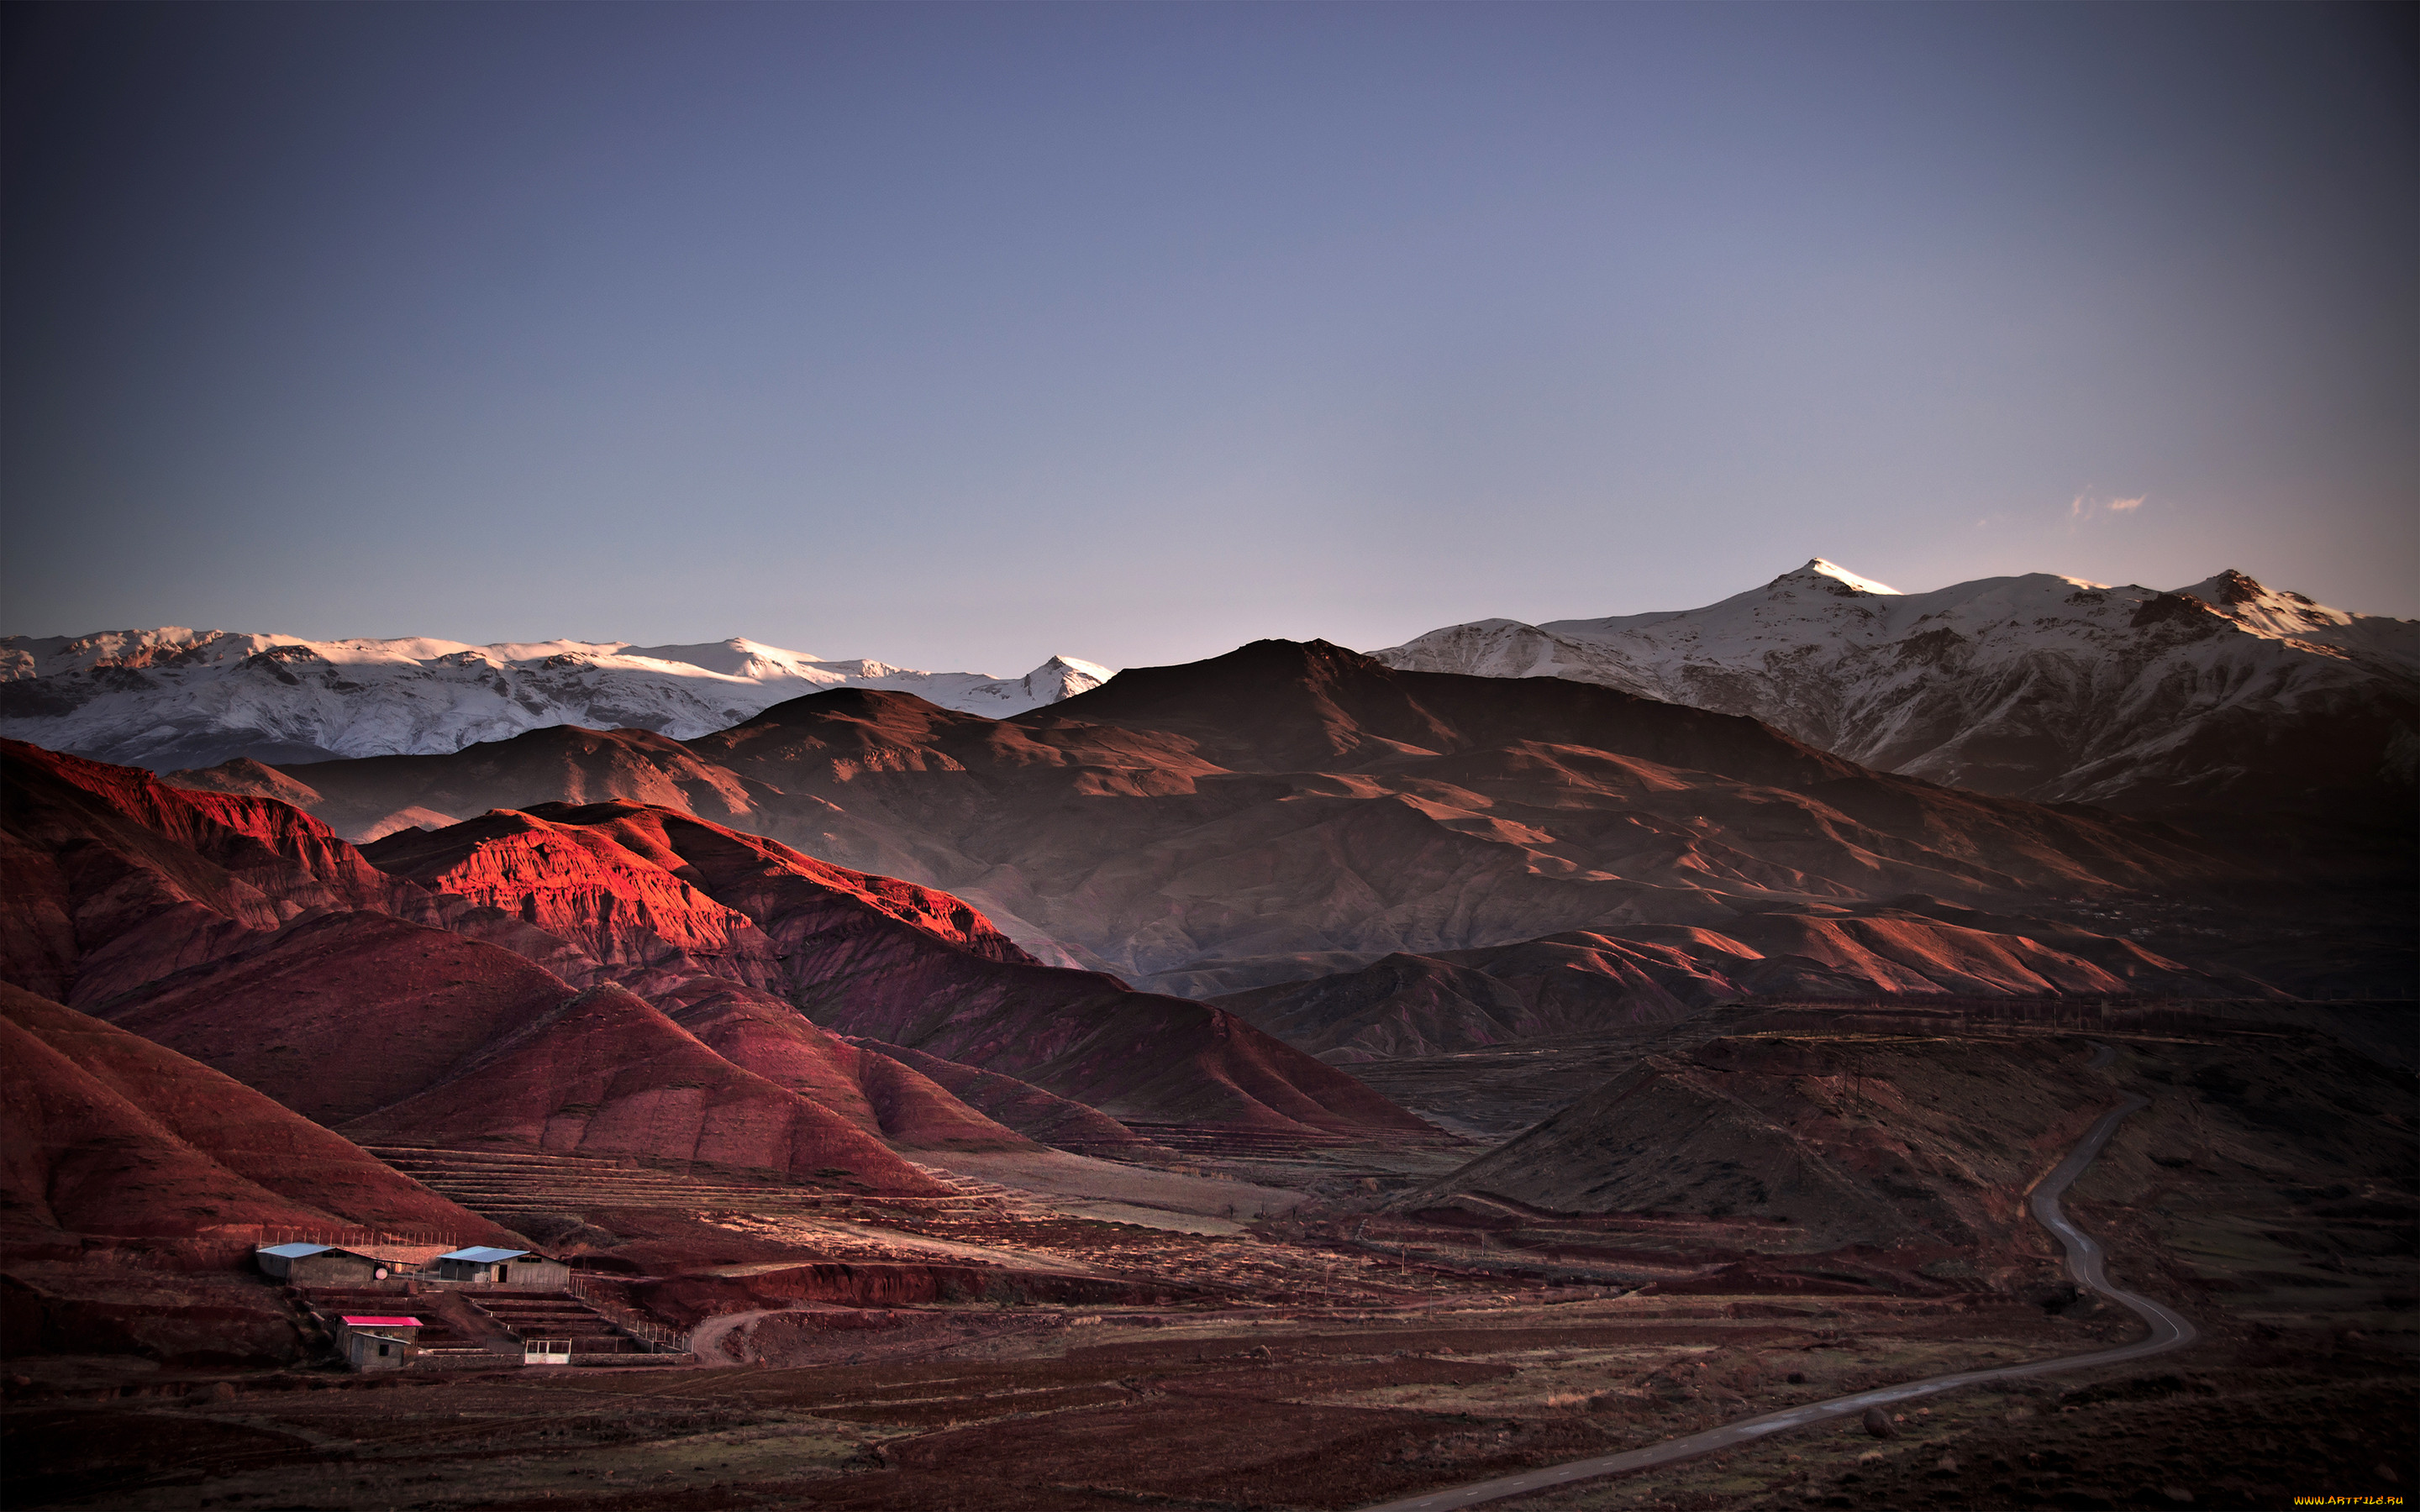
[1210,898,2278,1062]
[3,994,2407,1511]
[4,624,2411,1512]
[0,627,1111,771]
[2,739,1423,1201]
[162,638,2324,1000]
[1376,559,2418,824]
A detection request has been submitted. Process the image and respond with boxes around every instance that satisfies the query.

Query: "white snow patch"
[0,627,1119,770]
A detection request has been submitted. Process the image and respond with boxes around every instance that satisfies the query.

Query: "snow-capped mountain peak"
[1022,655,1114,701]
[1785,558,1902,596]
[0,627,1118,772]
[617,638,834,678]
[1375,560,2417,811]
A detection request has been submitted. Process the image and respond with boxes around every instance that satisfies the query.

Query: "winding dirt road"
[1360,1077,2197,1512]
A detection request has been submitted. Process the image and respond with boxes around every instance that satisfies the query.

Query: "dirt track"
[1360,1084,2196,1511]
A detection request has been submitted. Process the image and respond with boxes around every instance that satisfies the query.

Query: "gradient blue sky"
[5,3,2412,673]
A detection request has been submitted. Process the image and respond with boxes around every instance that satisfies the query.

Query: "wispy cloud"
[2069,491,2149,528]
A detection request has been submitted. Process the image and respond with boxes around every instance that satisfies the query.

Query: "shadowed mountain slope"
[840,1037,1162,1155]
[666,986,1038,1153]
[696,641,2247,989]
[329,981,960,1190]
[1214,896,2278,1062]
[160,640,2276,998]
[0,982,520,1246]
[1395,1008,2418,1272]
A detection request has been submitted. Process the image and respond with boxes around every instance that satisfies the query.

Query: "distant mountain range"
[8,563,2412,1023]
[13,561,2412,823]
[0,628,1111,771]
[162,638,2301,1004]
[1376,560,2417,816]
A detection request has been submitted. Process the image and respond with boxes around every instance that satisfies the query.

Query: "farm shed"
[434,1246,568,1289]
[337,1315,422,1372]
[255,1243,400,1286]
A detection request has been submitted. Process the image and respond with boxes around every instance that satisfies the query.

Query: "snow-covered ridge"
[0,628,1113,772]
[1374,560,2419,811]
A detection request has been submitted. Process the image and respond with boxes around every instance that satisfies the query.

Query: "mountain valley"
[162,636,2375,1007]
[2,611,2410,1512]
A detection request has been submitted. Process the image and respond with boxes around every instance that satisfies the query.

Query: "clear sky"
[5,3,2412,675]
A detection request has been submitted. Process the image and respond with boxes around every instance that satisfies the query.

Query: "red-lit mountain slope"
[0,982,518,1247]
[165,641,2269,999]
[360,801,1430,1142]
[10,740,1423,1176]
[1,739,417,1005]
[0,746,1038,1185]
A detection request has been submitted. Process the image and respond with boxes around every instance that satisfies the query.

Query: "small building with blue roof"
[254,1242,402,1286]
[434,1246,568,1288]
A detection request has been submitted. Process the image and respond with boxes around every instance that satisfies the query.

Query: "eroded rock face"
[364,809,792,990]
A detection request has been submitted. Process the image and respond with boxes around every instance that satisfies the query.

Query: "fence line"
[566,1271,692,1354]
[80,1226,482,1274]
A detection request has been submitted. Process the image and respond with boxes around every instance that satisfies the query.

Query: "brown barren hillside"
[695,640,2256,993]
[167,641,2270,997]
[9,738,1427,1197]
[165,725,792,841]
[0,983,516,1247]
[97,911,587,1125]
[363,801,1432,1142]
[1,739,417,1005]
[1215,896,2278,1061]
[331,982,957,1191]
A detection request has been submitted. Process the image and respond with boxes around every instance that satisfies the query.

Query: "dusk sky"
[5,3,2412,675]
